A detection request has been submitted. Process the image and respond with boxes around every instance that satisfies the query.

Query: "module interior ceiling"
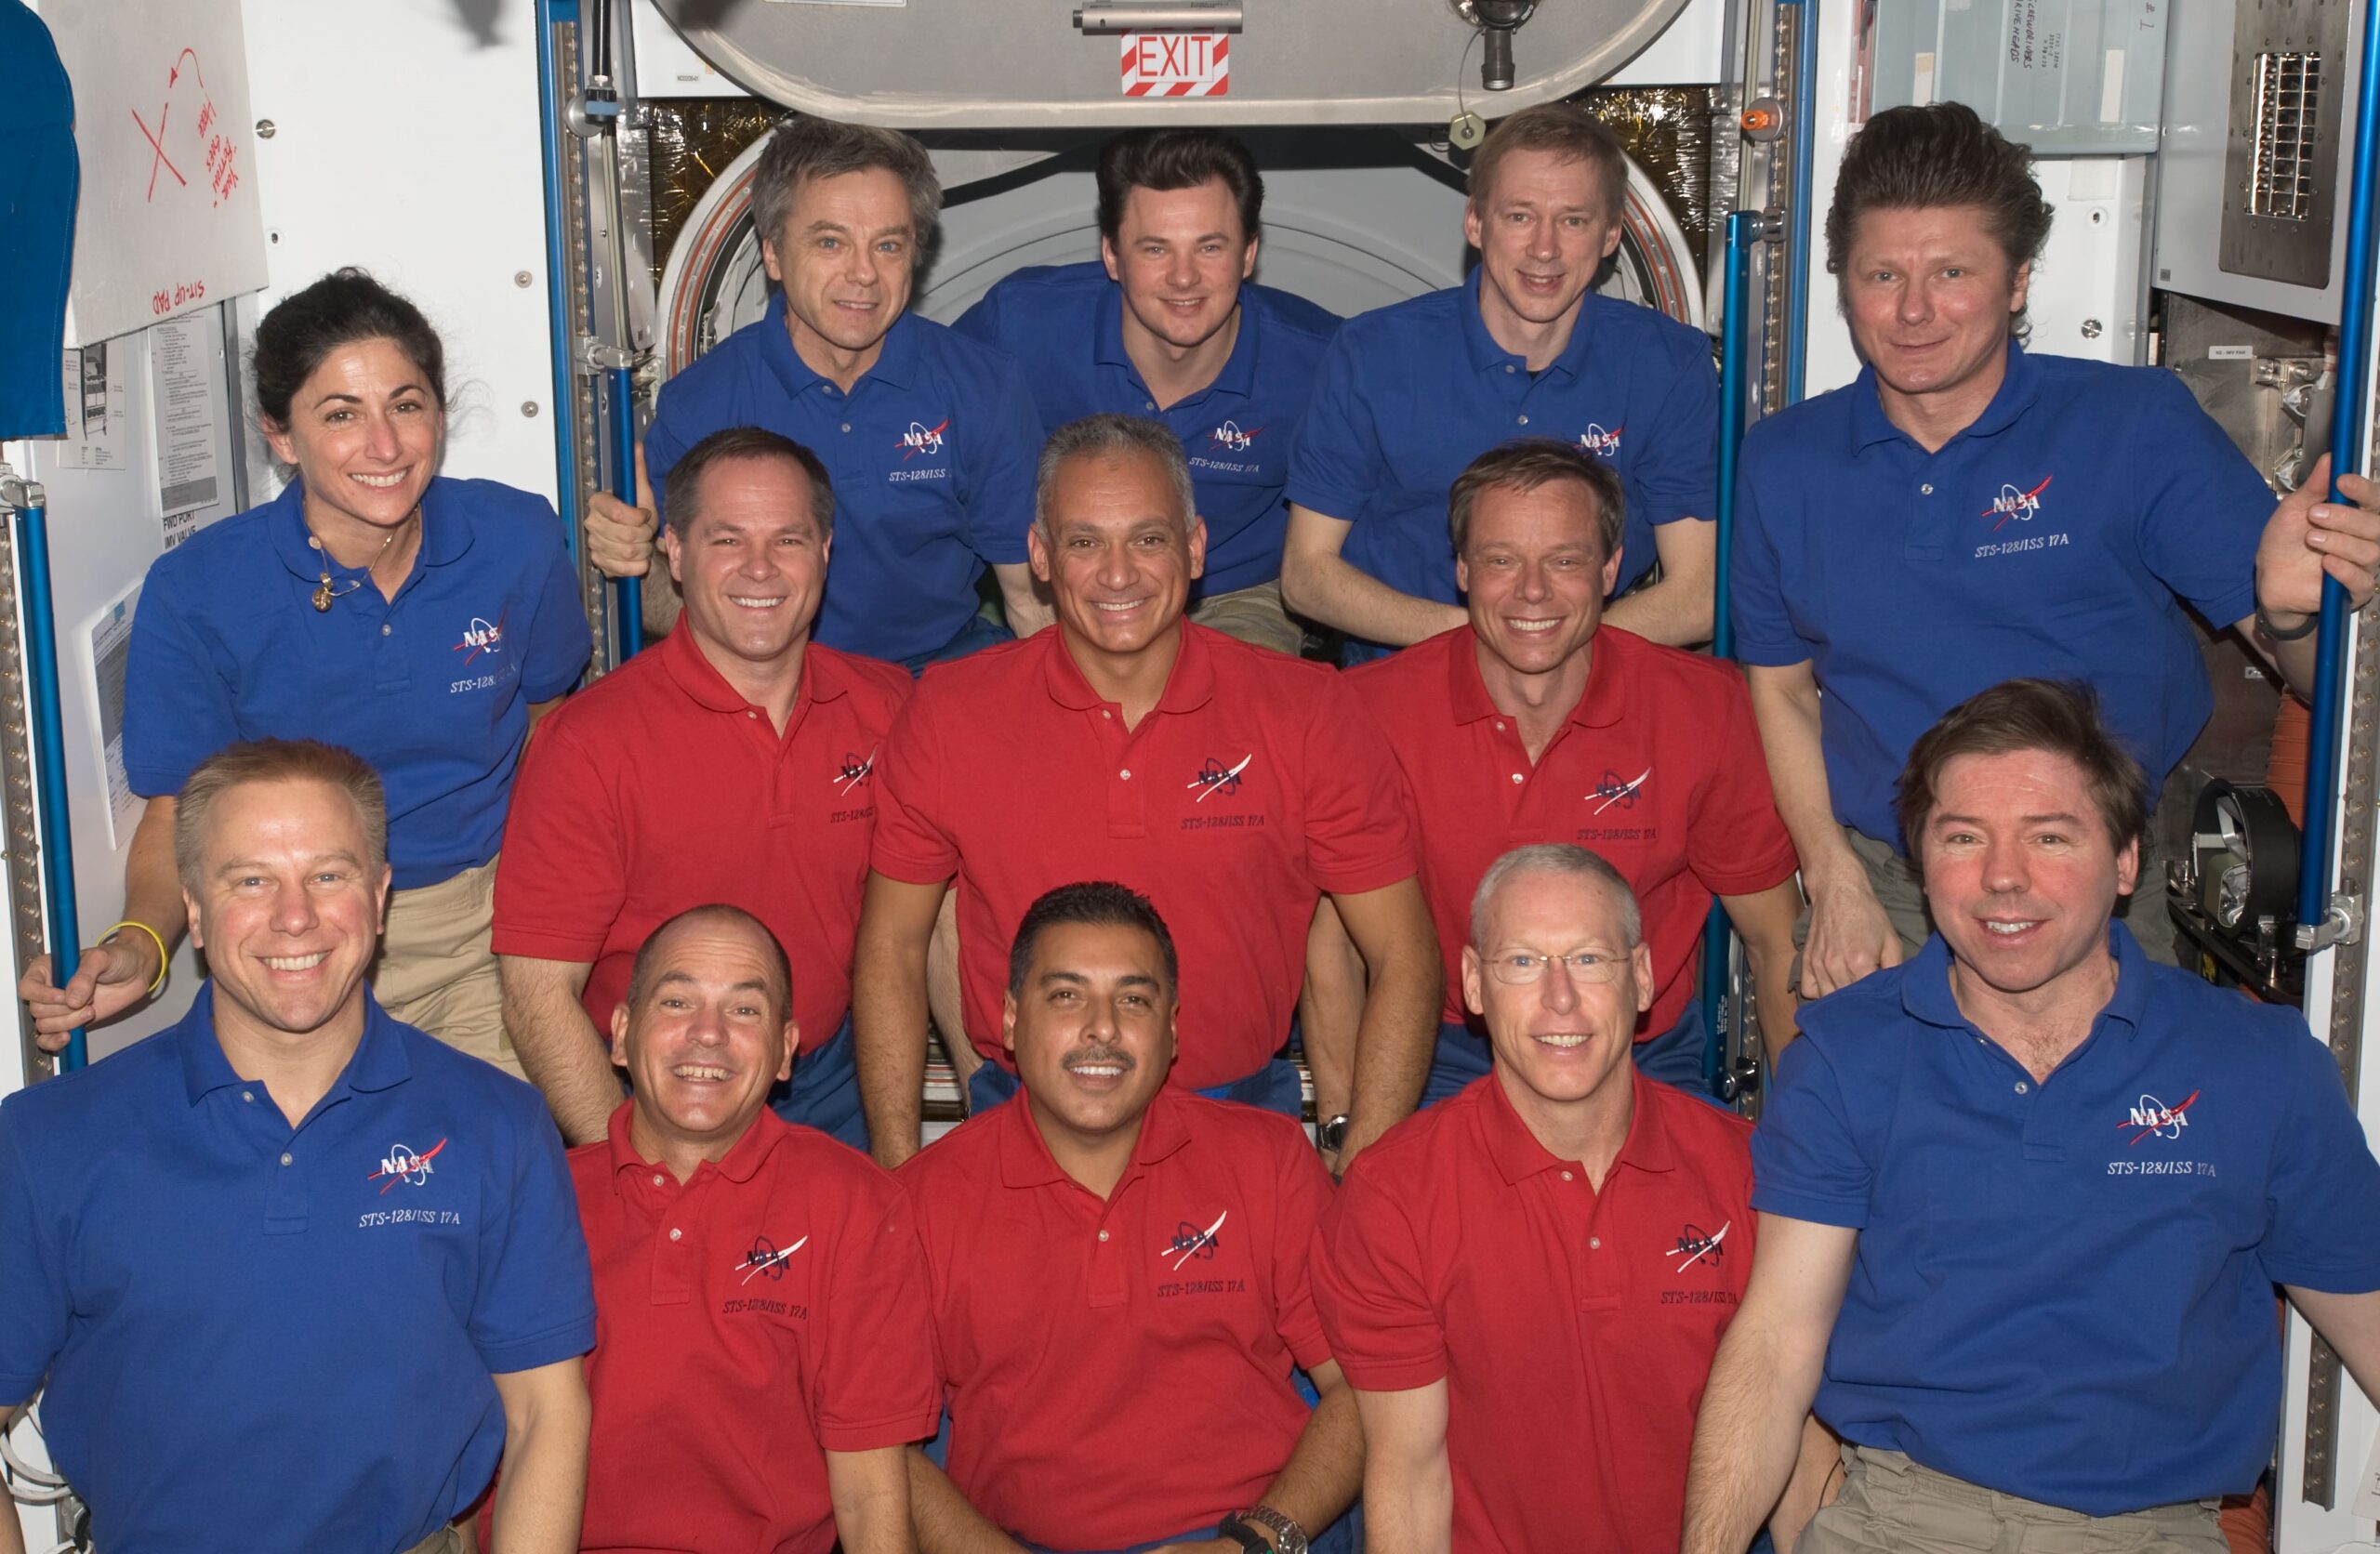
[646,0,1698,125]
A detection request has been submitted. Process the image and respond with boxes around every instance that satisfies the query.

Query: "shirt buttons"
[1560,1170,1574,1181]
[1511,772,1525,784]
[1516,414,1530,426]
[2015,1081,2030,1095]
[380,625,391,638]
[1494,720,1506,731]
[652,1173,665,1186]
[1102,710,1112,720]
[1588,1236,1601,1249]
[1504,364,1516,374]
[1921,482,1935,495]
[840,423,853,433]
[279,1152,293,1166]
[1119,769,1132,781]
[1098,1229,1110,1243]
[1144,400,1157,411]
[668,1228,683,1242]
[241,1090,254,1103]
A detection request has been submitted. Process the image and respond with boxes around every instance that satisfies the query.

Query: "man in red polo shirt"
[902,882,1360,1554]
[855,414,1439,1170]
[1341,440,1801,1103]
[496,426,913,1150]
[540,902,934,1553]
[1315,845,1830,1553]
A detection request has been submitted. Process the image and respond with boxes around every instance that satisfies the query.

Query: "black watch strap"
[1215,1515,1272,1552]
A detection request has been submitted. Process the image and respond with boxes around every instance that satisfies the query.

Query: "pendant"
[312,578,335,612]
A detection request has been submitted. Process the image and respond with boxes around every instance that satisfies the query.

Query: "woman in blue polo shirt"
[19,270,590,1074]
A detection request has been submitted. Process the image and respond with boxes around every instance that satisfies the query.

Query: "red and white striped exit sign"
[1121,33,1230,97]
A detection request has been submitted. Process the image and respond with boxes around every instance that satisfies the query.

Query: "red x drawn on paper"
[132,104,188,202]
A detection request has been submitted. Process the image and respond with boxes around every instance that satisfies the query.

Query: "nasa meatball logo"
[1669,1220,1729,1272]
[834,747,878,796]
[739,1232,808,1284]
[1209,420,1261,453]
[1164,1211,1226,1270]
[897,418,949,461]
[1982,475,2052,529]
[453,613,506,665]
[1591,766,1650,814]
[1188,753,1251,802]
[366,1138,447,1194]
[2121,1089,2200,1145]
[1578,423,1622,458]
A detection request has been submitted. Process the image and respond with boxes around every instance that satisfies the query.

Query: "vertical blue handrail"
[2297,7,2380,934]
[533,0,583,574]
[1703,212,1765,1095]
[13,495,85,1071]
[609,365,643,658]
[1781,0,1819,404]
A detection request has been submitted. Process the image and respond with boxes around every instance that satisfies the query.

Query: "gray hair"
[1469,843,1642,949]
[1033,414,1197,533]
[751,116,942,255]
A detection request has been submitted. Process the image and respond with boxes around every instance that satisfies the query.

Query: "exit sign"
[1121,33,1230,97]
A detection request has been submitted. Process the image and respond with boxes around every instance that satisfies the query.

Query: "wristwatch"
[1222,1506,1311,1554]
[1316,1113,1349,1153]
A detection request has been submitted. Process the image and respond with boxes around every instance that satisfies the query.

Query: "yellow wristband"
[100,920,169,997]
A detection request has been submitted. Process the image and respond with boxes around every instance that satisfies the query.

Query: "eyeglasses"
[1484,950,1628,986]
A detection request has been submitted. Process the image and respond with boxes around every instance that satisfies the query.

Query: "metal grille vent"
[2248,50,2322,219]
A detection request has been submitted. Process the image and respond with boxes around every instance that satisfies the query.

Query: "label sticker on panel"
[1122,33,1230,97]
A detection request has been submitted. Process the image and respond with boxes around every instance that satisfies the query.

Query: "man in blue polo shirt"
[952,129,1339,656]
[1281,102,1719,661]
[1733,102,2380,993]
[583,116,1050,670]
[1679,679,2380,1553]
[0,739,595,1554]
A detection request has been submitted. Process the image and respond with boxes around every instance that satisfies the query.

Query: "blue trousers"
[772,1015,867,1150]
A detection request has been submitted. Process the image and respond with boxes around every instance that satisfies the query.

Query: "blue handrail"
[1703,212,1765,1095]
[12,493,85,1071]
[533,0,583,576]
[2297,6,2380,934]
[609,364,643,658]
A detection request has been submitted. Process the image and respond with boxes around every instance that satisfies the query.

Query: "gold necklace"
[307,518,412,612]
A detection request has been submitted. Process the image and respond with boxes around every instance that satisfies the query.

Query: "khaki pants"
[1799,1447,2226,1554]
[1188,579,1304,656]
[399,1526,466,1554]
[374,856,518,1078]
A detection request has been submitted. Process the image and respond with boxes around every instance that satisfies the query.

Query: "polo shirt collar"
[1040,620,1218,715]
[1478,1066,1674,1184]
[1444,627,1628,731]
[997,1083,1196,1189]
[1848,339,2044,453]
[266,475,474,584]
[177,981,414,1105]
[759,292,919,399]
[603,1097,791,1188]
[1459,268,1596,381]
[1898,921,2151,1039]
[660,623,849,717]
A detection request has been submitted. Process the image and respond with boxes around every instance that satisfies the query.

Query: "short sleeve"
[1300,673,1421,894]
[1727,451,1808,669]
[1312,1160,1448,1391]
[948,290,1004,350]
[0,1108,67,1404]
[959,362,1041,567]
[1282,328,1386,524]
[641,391,695,528]
[2131,371,2273,629]
[813,1179,943,1449]
[2259,1022,2380,1291]
[469,1092,598,1373]
[1686,669,1800,895]
[868,690,962,885]
[1266,1128,1339,1372]
[1631,339,1720,528]
[490,720,623,963]
[123,560,241,797]
[518,507,593,701]
[1748,1033,1872,1229]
